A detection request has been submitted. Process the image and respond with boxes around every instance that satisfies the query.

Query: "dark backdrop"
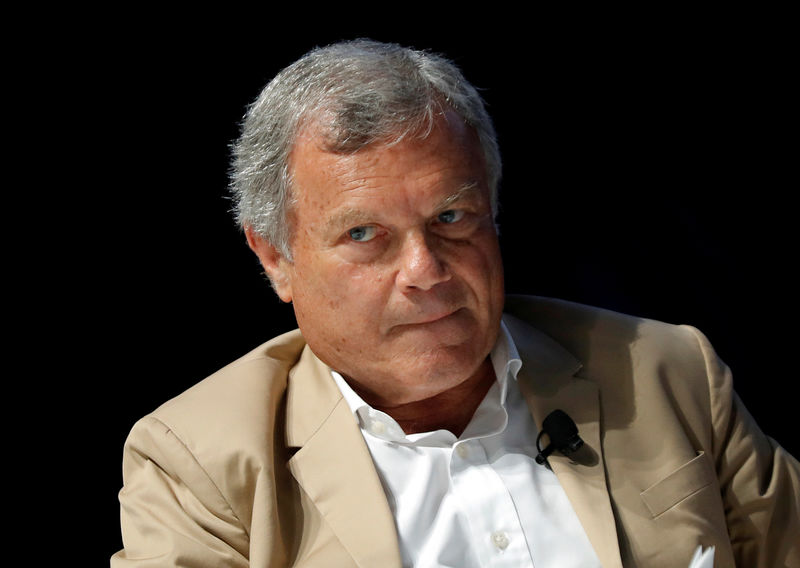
[79,19,796,561]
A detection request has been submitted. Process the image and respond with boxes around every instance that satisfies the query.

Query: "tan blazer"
[112,296,800,567]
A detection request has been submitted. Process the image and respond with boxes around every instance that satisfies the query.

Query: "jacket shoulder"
[143,329,306,448]
[504,294,705,364]
[504,294,715,437]
[124,328,306,498]
[117,329,307,565]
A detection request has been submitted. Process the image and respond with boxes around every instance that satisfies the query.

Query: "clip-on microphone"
[535,409,584,465]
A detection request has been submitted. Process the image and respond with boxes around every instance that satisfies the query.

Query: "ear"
[245,226,294,303]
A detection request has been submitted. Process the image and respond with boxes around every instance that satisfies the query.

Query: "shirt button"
[370,420,386,435]
[455,444,469,458]
[491,531,510,550]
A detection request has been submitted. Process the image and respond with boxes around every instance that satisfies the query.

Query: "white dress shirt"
[331,319,601,568]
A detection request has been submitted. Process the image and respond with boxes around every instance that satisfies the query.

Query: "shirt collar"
[491,317,523,404]
[331,318,523,445]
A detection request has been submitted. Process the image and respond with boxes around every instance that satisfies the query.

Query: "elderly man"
[112,40,800,567]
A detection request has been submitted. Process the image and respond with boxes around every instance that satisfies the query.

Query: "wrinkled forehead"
[293,99,456,158]
[287,111,489,218]
[291,111,484,183]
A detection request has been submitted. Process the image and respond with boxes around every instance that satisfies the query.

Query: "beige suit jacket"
[112,296,800,567]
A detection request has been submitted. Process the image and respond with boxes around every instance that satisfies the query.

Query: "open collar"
[283,314,623,568]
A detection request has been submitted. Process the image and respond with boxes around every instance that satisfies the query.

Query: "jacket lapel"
[285,345,402,568]
[504,314,623,568]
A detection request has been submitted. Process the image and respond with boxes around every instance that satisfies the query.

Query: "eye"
[437,209,465,224]
[347,226,377,242]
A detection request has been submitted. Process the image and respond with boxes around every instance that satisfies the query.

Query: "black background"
[26,13,795,562]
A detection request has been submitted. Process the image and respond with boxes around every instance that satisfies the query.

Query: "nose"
[395,232,451,292]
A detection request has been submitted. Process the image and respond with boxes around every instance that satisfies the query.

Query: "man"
[112,40,800,567]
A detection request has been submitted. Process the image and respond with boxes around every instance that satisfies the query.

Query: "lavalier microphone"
[535,409,584,465]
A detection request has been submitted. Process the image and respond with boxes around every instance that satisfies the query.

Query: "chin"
[402,344,487,381]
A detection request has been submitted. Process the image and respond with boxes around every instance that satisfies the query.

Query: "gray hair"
[229,39,502,259]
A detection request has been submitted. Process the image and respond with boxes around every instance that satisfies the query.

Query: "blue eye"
[438,210,465,224]
[348,226,377,242]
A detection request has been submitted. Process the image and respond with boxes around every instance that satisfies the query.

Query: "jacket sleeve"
[688,327,800,567]
[111,416,251,567]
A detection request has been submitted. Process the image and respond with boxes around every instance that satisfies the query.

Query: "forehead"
[288,112,489,212]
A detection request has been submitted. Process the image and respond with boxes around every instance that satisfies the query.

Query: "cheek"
[291,263,393,363]
[445,236,503,288]
[292,259,389,319]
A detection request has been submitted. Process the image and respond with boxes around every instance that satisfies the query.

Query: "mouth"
[401,307,463,327]
[384,307,473,342]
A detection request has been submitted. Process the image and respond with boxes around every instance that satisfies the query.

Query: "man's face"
[250,112,504,406]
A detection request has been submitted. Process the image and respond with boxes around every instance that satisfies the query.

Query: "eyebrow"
[323,208,376,237]
[435,181,482,211]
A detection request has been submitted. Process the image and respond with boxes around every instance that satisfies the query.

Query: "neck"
[359,358,496,437]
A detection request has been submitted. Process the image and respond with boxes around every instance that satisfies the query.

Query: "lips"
[398,307,463,327]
